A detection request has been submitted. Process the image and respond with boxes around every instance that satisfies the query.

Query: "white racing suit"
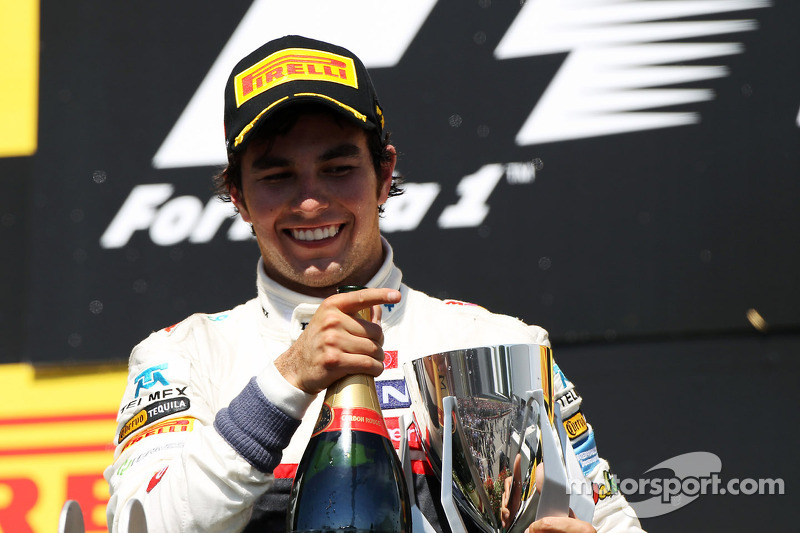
[105,240,644,532]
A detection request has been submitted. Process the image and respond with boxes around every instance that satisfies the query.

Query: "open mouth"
[290,224,341,242]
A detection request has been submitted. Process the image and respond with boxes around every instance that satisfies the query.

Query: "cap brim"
[230,93,378,152]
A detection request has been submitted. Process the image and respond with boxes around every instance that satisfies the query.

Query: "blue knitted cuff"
[214,377,302,473]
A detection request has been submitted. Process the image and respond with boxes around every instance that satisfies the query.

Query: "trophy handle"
[441,396,470,533]
[552,404,595,524]
[119,498,148,533]
[58,500,85,533]
[524,390,571,521]
[401,413,439,533]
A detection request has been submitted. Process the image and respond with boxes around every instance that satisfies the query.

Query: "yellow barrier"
[0,0,39,157]
[0,363,127,532]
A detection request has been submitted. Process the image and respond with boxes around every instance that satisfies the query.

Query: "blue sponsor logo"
[208,314,229,322]
[375,379,411,409]
[553,362,568,388]
[573,430,600,476]
[134,363,169,398]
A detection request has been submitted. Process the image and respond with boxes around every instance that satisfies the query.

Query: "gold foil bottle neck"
[324,373,382,412]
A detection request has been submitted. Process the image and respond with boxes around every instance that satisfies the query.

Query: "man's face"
[231,112,395,297]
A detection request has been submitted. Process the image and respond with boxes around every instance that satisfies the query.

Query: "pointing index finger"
[333,287,401,320]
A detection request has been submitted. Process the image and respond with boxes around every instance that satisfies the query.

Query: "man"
[105,35,644,533]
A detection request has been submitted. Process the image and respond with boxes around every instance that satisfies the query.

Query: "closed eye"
[325,165,357,177]
[258,170,293,182]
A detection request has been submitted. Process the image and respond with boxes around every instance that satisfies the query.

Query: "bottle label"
[312,403,390,440]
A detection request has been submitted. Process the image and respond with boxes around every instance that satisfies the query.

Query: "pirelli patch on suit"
[121,416,196,452]
[118,398,191,443]
[563,410,589,440]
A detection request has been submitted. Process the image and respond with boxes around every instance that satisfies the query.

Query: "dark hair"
[213,104,403,215]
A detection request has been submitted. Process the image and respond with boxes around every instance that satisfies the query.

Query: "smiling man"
[105,35,644,533]
[233,112,393,297]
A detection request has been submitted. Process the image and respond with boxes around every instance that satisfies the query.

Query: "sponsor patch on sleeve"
[572,430,600,476]
[443,299,484,309]
[118,398,191,443]
[121,416,196,452]
[562,410,589,440]
[593,470,620,504]
[553,362,568,388]
[556,386,581,410]
[120,359,191,416]
[146,465,169,493]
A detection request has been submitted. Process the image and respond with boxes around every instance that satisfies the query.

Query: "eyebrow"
[319,142,361,162]
[250,142,363,170]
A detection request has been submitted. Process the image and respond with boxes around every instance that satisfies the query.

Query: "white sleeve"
[552,361,646,532]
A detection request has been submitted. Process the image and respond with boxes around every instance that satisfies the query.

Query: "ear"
[377,144,397,204]
[230,184,252,224]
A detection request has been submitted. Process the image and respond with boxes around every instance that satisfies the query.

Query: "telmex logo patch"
[134,363,169,398]
[234,48,358,107]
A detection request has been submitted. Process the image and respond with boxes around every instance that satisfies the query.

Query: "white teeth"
[293,225,339,241]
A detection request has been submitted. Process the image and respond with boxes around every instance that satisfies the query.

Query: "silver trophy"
[401,344,593,533]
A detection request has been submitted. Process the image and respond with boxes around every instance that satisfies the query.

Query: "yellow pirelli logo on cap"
[234,48,358,107]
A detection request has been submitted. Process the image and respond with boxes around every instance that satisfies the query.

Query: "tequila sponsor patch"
[118,398,191,444]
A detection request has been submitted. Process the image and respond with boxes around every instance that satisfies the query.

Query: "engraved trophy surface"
[403,344,590,533]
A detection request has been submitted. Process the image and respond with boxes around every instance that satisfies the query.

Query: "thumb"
[535,462,544,493]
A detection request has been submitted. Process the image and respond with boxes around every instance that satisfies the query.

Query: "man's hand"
[525,516,595,533]
[274,288,402,394]
[523,463,596,533]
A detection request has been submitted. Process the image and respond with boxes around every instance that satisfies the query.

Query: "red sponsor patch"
[146,465,168,493]
[384,416,421,451]
[443,299,479,307]
[383,350,398,369]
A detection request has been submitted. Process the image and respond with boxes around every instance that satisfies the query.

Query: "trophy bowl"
[403,344,558,533]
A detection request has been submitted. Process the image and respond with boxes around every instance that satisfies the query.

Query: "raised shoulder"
[131,299,258,358]
[124,298,261,403]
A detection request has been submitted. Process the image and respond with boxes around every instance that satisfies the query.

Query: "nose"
[291,174,329,215]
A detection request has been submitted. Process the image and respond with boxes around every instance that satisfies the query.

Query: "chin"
[297,264,347,287]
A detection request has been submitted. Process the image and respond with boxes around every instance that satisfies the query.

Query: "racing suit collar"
[255,236,403,339]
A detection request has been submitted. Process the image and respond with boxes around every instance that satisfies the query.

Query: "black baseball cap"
[223,35,385,153]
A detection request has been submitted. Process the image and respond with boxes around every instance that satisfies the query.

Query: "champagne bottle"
[286,286,412,533]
